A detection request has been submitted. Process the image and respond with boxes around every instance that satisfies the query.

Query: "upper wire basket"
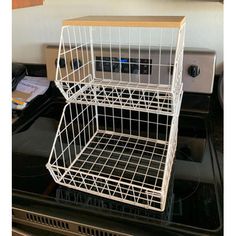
[55,16,185,115]
[47,16,185,212]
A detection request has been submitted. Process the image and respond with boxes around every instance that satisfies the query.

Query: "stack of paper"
[12,76,50,110]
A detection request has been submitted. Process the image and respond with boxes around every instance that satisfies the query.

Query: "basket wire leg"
[118,27,122,83]
[109,27,114,82]
[158,28,163,87]
[128,27,131,84]
[171,23,185,92]
[99,26,105,82]
[89,26,99,131]
[84,27,91,78]
[168,29,174,86]
[55,27,70,99]
[78,27,86,80]
[138,28,141,84]
[67,27,76,88]
[72,26,82,86]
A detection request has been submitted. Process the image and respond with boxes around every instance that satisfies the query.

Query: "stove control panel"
[45,46,216,94]
[93,48,216,94]
[96,57,152,75]
[183,50,215,93]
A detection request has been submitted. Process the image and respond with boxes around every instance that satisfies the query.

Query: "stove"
[12,49,223,235]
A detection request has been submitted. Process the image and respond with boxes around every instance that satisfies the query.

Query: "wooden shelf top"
[63,16,186,28]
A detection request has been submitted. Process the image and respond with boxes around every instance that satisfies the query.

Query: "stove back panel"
[46,45,215,94]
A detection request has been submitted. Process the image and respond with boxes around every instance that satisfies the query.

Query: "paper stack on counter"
[12,76,50,110]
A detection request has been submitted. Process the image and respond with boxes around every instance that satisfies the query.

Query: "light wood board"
[63,16,185,28]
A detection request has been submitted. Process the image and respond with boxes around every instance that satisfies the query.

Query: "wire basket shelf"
[47,16,185,212]
[55,18,185,113]
[47,99,181,211]
[64,83,183,115]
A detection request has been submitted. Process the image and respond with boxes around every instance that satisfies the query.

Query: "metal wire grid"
[55,166,175,222]
[47,22,184,212]
[68,86,177,115]
[55,168,175,222]
[55,25,185,113]
[47,101,180,211]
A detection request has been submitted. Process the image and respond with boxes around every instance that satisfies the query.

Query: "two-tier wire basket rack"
[46,16,186,212]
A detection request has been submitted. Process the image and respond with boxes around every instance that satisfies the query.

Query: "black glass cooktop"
[12,99,222,235]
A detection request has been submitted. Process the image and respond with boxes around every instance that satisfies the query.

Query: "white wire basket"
[47,99,181,212]
[55,16,185,115]
[47,16,185,212]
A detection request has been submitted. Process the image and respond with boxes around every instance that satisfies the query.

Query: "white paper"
[15,76,50,102]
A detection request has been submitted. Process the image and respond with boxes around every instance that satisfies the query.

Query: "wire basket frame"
[47,17,185,212]
[55,24,185,115]
[47,91,182,212]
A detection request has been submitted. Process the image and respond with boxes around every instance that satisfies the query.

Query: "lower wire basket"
[47,102,179,212]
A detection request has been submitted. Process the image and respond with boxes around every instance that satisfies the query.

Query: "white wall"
[12,0,223,74]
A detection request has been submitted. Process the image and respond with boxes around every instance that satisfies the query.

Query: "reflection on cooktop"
[173,180,219,230]
[176,136,206,163]
[53,177,219,230]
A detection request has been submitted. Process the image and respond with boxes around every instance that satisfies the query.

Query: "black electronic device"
[12,63,26,91]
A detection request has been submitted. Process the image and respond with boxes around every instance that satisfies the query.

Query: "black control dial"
[188,65,200,78]
[70,58,82,69]
[55,58,65,68]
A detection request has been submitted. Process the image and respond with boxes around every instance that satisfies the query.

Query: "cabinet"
[12,0,44,9]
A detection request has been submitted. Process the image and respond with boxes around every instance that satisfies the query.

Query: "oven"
[12,48,223,235]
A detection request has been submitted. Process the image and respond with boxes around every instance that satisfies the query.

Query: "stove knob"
[188,65,200,78]
[55,58,65,68]
[70,58,82,69]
